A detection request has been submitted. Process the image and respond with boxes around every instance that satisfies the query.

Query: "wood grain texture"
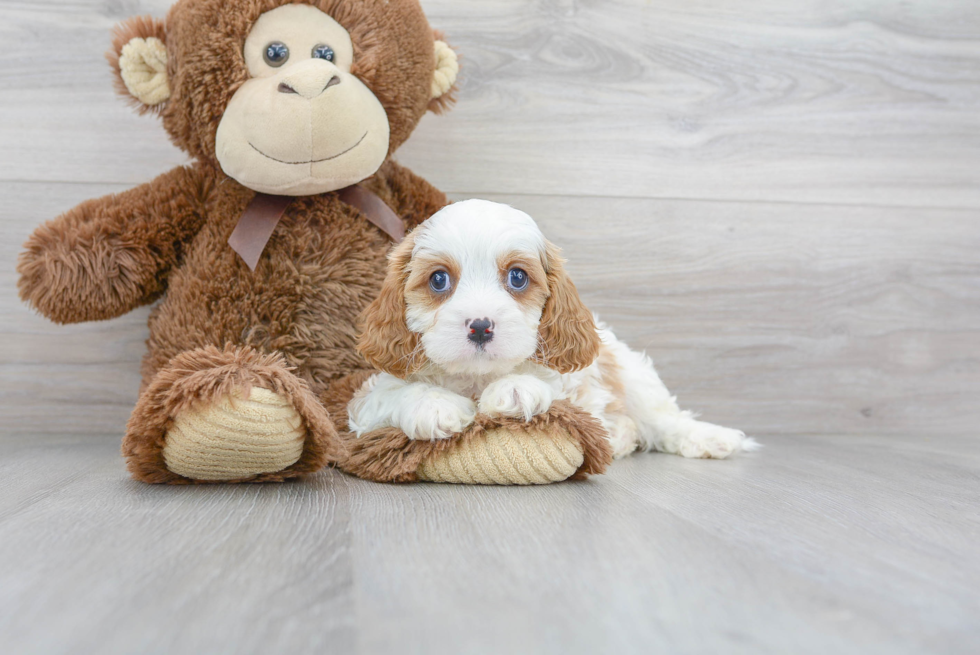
[1,433,978,654]
[0,434,356,654]
[2,1,979,206]
[404,0,980,207]
[1,0,979,652]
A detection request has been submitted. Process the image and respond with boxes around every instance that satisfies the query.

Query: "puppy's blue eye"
[429,271,451,293]
[264,42,289,67]
[312,44,335,62]
[508,268,529,291]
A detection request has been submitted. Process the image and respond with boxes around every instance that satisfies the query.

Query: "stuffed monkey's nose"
[278,67,341,99]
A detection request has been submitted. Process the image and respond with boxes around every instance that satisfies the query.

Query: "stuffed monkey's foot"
[124,345,342,484]
[416,426,583,485]
[162,387,306,481]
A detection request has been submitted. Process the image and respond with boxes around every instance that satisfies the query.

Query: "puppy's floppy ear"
[533,242,600,374]
[357,234,422,378]
[107,16,170,114]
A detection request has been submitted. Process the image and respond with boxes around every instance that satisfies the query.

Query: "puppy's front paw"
[679,422,757,459]
[478,375,555,421]
[403,389,477,441]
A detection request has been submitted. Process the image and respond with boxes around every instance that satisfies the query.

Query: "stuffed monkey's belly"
[143,200,390,394]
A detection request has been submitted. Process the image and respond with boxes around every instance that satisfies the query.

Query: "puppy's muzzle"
[467,318,494,346]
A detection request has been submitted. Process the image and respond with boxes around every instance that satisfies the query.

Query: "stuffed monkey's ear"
[107,16,170,113]
[534,242,601,374]
[357,235,422,378]
[428,31,459,114]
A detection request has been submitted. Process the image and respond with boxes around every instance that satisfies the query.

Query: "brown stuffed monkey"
[17,0,611,485]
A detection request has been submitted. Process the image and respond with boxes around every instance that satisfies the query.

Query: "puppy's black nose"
[467,318,494,345]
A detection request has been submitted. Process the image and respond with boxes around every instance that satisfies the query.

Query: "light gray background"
[1,1,978,653]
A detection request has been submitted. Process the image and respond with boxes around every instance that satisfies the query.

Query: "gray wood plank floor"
[1,0,978,653]
[2,433,978,654]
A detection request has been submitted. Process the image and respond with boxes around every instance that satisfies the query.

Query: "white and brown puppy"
[349,200,758,459]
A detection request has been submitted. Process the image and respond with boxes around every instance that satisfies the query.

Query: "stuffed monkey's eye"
[429,271,452,293]
[312,44,335,62]
[264,42,290,67]
[507,268,529,291]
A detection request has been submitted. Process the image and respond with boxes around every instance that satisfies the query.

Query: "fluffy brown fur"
[19,0,602,485]
[17,0,452,484]
[124,345,342,484]
[18,165,207,325]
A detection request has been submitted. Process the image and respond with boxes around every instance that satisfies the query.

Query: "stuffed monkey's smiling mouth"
[248,131,368,165]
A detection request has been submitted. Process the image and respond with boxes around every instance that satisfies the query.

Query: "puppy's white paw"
[402,389,477,441]
[678,422,757,459]
[478,375,555,421]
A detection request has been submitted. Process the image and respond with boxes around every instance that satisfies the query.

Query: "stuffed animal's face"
[108,0,458,196]
[216,4,391,195]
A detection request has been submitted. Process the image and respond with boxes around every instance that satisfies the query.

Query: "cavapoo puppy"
[348,200,758,459]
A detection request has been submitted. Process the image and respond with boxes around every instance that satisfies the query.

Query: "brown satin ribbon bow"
[228,185,406,271]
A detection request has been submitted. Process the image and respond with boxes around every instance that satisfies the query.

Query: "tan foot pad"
[417,427,584,485]
[163,388,306,481]
[330,398,614,485]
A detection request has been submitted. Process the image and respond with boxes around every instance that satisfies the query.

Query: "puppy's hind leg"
[598,327,759,459]
[641,410,758,459]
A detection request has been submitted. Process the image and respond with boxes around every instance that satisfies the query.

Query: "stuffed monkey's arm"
[17,164,208,324]
[371,160,450,230]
